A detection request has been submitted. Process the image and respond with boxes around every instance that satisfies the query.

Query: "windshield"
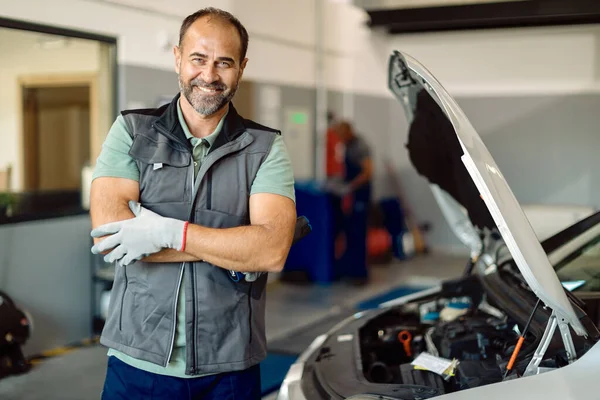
[555,236,600,292]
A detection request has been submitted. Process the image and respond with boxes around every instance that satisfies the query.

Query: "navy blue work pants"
[101,356,261,400]
[340,198,369,280]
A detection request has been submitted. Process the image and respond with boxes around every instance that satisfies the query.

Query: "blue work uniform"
[341,136,372,281]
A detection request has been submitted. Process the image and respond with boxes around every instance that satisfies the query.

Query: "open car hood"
[388,51,585,336]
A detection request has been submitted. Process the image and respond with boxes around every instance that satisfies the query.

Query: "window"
[0,19,116,223]
[555,237,600,292]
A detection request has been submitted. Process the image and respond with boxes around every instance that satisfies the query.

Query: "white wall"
[0,0,390,97]
[0,215,93,357]
[0,29,99,191]
[385,24,600,96]
[5,2,599,125]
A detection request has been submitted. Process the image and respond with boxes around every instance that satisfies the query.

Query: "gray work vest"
[100,94,279,375]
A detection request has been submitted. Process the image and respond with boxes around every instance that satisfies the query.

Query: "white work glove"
[91,201,187,267]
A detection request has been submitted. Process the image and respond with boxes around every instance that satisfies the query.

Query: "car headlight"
[277,363,307,400]
[276,334,328,400]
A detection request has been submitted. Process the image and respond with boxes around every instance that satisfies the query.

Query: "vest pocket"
[129,134,191,204]
[194,268,253,364]
[192,209,255,365]
[119,266,128,331]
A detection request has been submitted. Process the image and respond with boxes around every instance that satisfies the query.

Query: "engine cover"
[432,316,515,360]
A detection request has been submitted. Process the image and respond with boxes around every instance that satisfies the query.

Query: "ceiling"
[354,0,600,34]
[355,0,525,10]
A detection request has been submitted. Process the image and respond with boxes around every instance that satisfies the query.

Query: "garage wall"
[460,95,599,207]
[0,0,389,97]
[385,24,600,96]
[0,216,92,357]
[118,65,178,109]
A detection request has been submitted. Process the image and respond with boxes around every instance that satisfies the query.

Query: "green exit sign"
[290,112,308,125]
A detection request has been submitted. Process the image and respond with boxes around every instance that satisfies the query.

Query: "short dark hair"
[179,7,249,62]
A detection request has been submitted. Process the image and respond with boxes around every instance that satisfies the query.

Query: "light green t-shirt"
[93,100,295,377]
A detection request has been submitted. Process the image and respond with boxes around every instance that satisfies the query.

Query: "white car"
[276,51,600,400]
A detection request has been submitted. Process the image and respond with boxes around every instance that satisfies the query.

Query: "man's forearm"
[90,180,136,251]
[183,223,292,273]
[93,203,196,262]
[349,172,371,191]
[142,249,199,263]
[91,179,198,263]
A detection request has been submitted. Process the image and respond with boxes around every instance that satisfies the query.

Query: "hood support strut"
[523,310,577,377]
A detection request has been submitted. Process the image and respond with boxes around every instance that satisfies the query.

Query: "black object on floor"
[0,291,32,380]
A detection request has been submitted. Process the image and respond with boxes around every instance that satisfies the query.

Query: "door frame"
[17,73,98,191]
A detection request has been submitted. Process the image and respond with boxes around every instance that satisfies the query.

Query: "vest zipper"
[153,122,195,371]
[190,158,198,375]
[191,264,197,374]
[248,283,253,344]
[165,264,184,367]
[153,127,251,375]
[206,171,212,210]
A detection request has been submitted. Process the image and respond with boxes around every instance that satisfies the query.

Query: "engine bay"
[357,275,580,396]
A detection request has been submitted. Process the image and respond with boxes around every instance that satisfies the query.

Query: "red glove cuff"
[180,221,189,252]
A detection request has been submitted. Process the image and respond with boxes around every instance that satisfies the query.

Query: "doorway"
[19,74,97,192]
[22,84,91,191]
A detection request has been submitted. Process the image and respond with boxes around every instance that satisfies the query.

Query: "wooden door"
[21,85,90,191]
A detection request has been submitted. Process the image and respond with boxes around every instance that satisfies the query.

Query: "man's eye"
[218,62,231,68]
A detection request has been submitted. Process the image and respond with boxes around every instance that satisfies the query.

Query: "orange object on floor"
[367,228,392,257]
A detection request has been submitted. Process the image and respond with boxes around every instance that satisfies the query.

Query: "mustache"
[190,79,226,91]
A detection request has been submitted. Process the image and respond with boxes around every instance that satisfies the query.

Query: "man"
[325,110,343,179]
[332,121,373,285]
[324,111,346,259]
[90,8,296,399]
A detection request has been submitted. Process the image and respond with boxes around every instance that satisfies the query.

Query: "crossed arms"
[90,176,297,272]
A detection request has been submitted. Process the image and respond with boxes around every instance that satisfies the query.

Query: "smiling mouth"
[196,86,223,94]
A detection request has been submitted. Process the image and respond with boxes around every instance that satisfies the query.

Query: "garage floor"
[0,253,466,400]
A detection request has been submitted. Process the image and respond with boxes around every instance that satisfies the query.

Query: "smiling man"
[90,8,296,400]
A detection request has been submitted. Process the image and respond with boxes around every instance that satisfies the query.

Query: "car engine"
[359,293,529,395]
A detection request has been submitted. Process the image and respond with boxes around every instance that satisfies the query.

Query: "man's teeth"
[199,87,219,93]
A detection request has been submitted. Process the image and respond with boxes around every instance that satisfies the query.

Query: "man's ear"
[174,45,182,74]
[238,57,248,79]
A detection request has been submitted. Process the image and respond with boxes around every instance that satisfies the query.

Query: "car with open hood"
[275,51,600,400]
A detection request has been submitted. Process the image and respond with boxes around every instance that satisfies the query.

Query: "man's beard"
[179,75,238,116]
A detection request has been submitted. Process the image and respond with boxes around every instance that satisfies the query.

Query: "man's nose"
[201,64,218,83]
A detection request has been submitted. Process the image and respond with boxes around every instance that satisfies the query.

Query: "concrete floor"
[0,253,466,399]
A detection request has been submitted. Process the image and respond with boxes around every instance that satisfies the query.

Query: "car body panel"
[434,339,600,400]
[388,51,585,336]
